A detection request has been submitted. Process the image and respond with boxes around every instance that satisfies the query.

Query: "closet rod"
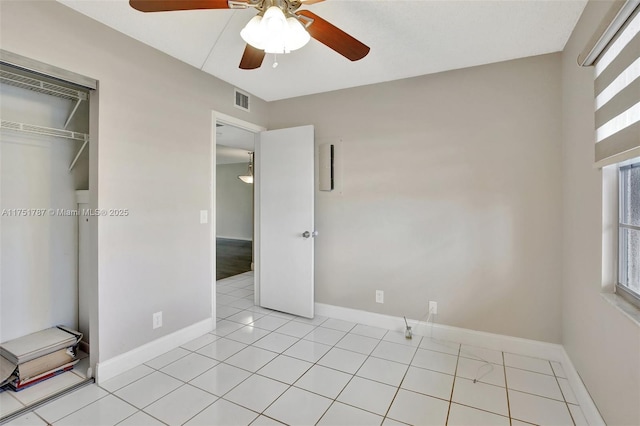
[1,120,89,142]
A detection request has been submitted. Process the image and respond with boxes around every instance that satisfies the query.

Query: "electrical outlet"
[429,301,438,315]
[153,311,163,329]
[376,290,384,304]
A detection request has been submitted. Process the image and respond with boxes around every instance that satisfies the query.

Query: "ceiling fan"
[129,0,370,70]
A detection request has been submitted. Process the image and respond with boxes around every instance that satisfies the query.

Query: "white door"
[257,125,315,318]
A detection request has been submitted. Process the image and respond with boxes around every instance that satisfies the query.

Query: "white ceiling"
[58,0,587,101]
[216,122,256,150]
[216,144,252,164]
[215,119,255,163]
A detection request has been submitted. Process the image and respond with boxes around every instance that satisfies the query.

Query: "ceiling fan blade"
[300,0,325,5]
[297,10,370,61]
[129,0,231,12]
[239,44,266,70]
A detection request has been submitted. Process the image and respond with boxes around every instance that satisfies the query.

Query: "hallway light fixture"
[238,152,254,184]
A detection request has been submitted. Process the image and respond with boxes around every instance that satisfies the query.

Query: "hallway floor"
[216,239,252,281]
[2,272,589,425]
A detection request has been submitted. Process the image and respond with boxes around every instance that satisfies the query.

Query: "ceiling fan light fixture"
[240,15,265,49]
[240,6,310,55]
[264,31,289,54]
[263,6,287,32]
[286,17,311,51]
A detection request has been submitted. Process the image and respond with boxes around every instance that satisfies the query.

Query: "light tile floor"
[2,272,590,426]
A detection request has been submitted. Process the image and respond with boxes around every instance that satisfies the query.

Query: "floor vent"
[234,88,250,112]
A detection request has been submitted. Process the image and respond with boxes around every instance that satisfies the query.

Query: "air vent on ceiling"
[234,88,250,112]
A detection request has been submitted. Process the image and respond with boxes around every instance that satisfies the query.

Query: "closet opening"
[0,51,98,422]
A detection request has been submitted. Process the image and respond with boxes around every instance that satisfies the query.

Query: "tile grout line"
[113,408,164,426]
[31,410,48,425]
[447,402,512,421]
[444,341,462,425]
[176,383,237,426]
[502,351,513,426]
[379,330,420,424]
[38,391,111,425]
[116,402,170,426]
[100,386,169,426]
[551,360,577,426]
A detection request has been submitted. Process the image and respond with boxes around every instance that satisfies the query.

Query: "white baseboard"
[315,302,604,425]
[315,303,564,359]
[95,317,214,384]
[559,347,606,426]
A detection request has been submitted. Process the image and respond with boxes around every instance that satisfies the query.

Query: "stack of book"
[0,326,82,391]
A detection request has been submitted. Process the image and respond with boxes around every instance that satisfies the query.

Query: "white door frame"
[211,111,266,320]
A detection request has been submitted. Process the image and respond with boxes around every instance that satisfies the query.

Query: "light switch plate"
[200,210,208,224]
[153,311,162,329]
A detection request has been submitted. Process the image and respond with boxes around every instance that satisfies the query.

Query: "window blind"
[593,5,640,167]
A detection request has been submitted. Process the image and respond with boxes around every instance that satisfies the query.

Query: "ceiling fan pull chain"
[272,54,279,68]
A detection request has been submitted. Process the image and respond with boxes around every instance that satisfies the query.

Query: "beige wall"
[216,162,254,240]
[270,53,564,343]
[0,0,268,362]
[561,1,640,424]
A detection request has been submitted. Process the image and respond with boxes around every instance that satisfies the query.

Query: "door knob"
[302,231,318,238]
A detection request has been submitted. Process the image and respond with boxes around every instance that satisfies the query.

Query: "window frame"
[616,160,640,308]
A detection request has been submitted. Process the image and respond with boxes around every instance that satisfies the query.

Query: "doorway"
[212,112,264,321]
[216,134,255,280]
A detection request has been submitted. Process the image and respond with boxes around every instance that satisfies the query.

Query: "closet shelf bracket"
[68,139,89,172]
[64,98,83,130]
